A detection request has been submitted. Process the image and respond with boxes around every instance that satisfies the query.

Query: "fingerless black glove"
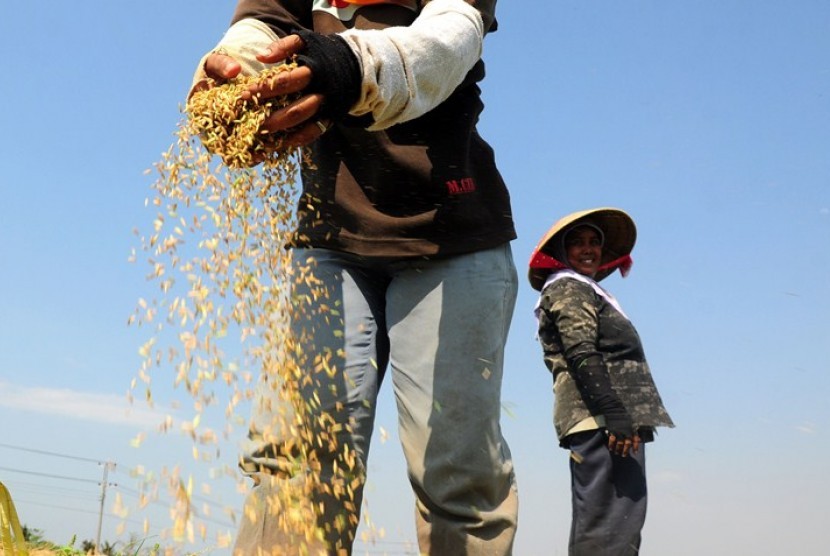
[573,362,635,440]
[294,30,362,122]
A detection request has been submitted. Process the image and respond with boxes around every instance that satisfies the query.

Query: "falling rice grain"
[130,61,370,552]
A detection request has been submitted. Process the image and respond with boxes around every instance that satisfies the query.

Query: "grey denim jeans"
[233,244,519,555]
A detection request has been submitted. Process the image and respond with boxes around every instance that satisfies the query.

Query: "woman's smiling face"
[565,226,603,277]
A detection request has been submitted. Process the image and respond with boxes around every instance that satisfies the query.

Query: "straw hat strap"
[597,254,633,277]
[528,250,568,271]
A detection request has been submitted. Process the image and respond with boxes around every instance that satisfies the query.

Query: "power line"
[0,465,101,485]
[0,454,117,552]
[0,442,105,465]
[15,497,150,529]
[21,444,247,513]
[1,465,236,528]
[114,486,236,529]
[2,479,100,501]
[1,443,415,547]
[116,481,236,512]
[1,442,238,509]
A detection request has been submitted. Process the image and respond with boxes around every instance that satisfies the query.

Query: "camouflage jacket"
[535,275,674,442]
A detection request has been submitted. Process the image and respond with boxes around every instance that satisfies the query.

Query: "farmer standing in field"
[529,208,674,555]
[190,1,519,554]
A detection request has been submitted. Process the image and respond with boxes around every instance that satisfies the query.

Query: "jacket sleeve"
[542,279,604,370]
[340,0,485,130]
[190,18,278,92]
[191,0,490,131]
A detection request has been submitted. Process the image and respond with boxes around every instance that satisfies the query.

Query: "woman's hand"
[607,432,641,458]
[248,35,329,147]
[192,37,331,152]
[602,401,639,457]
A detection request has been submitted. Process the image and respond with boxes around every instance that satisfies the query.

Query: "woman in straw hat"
[529,207,674,555]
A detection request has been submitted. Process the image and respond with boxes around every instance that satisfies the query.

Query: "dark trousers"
[567,429,648,556]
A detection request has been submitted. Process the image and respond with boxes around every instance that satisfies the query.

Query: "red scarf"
[529,252,633,278]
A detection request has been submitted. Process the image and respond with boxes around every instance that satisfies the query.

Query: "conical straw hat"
[528,207,636,290]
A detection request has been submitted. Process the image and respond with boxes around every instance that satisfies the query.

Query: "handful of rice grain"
[186,63,299,168]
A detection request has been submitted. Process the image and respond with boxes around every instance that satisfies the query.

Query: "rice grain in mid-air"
[130,63,370,551]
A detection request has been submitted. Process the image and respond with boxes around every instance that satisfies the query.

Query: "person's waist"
[293,225,516,258]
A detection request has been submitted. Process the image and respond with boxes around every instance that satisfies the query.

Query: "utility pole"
[95,461,116,555]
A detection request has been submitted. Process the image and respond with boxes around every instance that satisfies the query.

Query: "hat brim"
[528,207,637,290]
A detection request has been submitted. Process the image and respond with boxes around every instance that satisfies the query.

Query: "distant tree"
[78,538,117,555]
[21,524,46,543]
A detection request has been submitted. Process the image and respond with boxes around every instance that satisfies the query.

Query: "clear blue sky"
[1,2,829,555]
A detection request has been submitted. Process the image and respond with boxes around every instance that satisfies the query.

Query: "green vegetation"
[16,526,162,556]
